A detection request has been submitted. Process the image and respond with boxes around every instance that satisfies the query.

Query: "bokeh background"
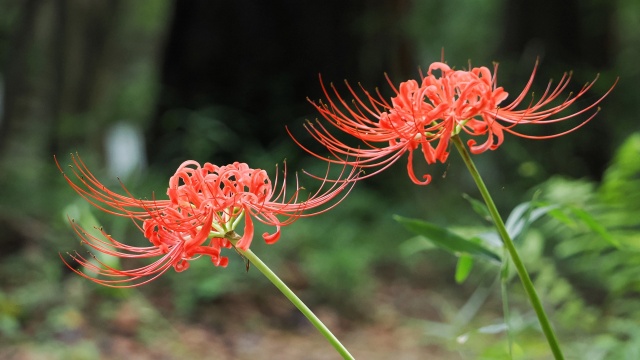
[1,1,639,359]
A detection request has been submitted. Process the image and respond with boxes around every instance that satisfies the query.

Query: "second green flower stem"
[226,232,354,360]
[451,136,564,360]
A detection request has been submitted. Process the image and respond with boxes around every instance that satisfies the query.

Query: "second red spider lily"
[57,154,358,287]
[292,60,617,185]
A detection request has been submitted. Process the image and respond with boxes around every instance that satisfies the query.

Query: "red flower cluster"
[57,154,356,287]
[293,61,616,185]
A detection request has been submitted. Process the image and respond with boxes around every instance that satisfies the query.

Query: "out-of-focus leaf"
[537,199,620,248]
[504,201,558,240]
[504,202,530,238]
[500,246,514,357]
[393,215,500,261]
[455,255,474,283]
[570,206,620,248]
[600,132,640,211]
[478,322,509,334]
[399,235,437,257]
[544,206,577,228]
[462,193,491,221]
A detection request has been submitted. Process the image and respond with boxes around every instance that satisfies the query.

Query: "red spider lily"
[57,154,357,287]
[291,60,617,185]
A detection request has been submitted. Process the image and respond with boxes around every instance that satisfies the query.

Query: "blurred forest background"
[0,0,639,359]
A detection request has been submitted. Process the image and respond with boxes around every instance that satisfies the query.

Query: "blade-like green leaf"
[399,235,437,257]
[393,215,501,261]
[477,323,509,334]
[462,193,491,222]
[504,202,531,238]
[500,246,514,357]
[570,206,620,248]
[544,207,577,228]
[505,201,558,240]
[455,255,474,284]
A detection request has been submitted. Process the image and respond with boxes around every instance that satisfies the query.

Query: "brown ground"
[1,283,458,360]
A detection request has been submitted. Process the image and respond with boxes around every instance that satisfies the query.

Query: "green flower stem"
[226,232,354,360]
[451,135,564,360]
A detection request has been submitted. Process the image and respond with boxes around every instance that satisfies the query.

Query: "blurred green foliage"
[1,0,639,358]
[393,132,640,358]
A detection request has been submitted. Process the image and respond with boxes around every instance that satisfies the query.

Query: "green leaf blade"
[455,255,474,284]
[393,215,501,261]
